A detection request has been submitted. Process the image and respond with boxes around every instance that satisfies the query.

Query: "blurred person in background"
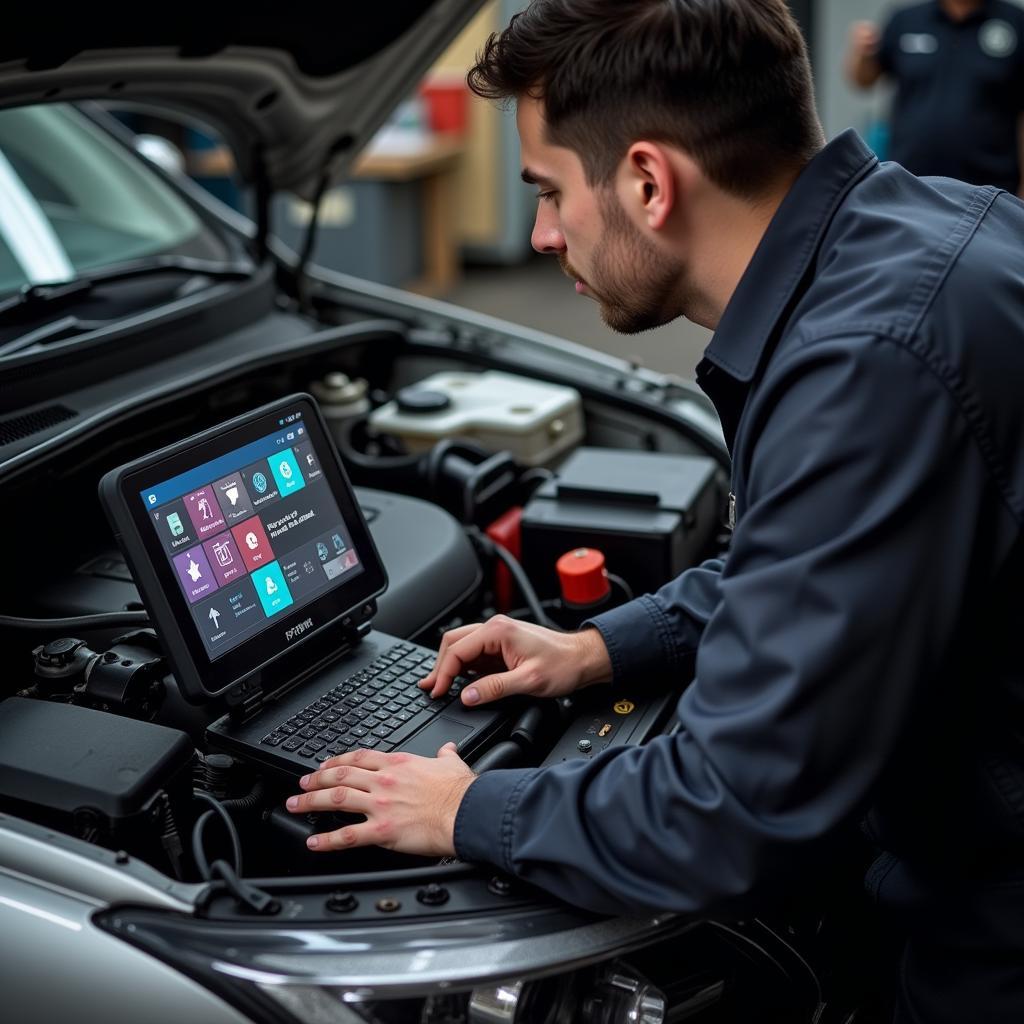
[846,0,1024,194]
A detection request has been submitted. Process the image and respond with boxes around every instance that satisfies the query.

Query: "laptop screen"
[102,395,387,703]
[140,413,364,661]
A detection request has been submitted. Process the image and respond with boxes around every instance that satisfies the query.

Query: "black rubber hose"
[466,526,561,631]
[0,611,150,632]
[470,740,526,773]
[191,791,243,880]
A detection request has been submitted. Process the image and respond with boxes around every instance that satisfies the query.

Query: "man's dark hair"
[467,0,822,197]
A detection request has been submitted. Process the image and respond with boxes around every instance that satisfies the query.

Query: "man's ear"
[622,142,685,231]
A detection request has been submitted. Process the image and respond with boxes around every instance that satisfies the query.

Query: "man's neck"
[941,0,985,22]
[685,172,801,331]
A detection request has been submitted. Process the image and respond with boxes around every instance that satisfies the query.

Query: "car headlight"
[465,965,664,1024]
[580,964,666,1023]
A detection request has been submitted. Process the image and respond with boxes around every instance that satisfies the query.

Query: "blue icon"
[270,448,305,496]
[317,542,329,562]
[167,512,184,537]
[252,472,268,494]
[147,494,157,505]
[332,533,344,553]
[253,562,293,617]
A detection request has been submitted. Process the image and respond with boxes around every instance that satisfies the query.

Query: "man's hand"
[419,616,613,707]
[849,20,880,58]
[846,20,883,89]
[287,744,475,856]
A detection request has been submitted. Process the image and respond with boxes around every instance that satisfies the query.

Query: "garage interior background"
[121,0,1008,381]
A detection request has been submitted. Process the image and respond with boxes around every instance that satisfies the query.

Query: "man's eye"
[537,191,558,204]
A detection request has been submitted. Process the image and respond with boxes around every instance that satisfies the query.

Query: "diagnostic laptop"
[99,394,503,775]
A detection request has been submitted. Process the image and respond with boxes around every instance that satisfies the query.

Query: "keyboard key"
[298,727,317,740]
[262,733,285,746]
[299,746,317,758]
[282,737,304,752]
[396,710,414,723]
[315,752,333,763]
[279,724,297,735]
[350,725,369,738]
[371,725,394,739]
[361,737,381,749]
[321,712,340,723]
[320,729,340,743]
[305,738,327,753]
[385,702,403,714]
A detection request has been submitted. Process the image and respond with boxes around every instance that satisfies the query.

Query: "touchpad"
[399,719,474,757]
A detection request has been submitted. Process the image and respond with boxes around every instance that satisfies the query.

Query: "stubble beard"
[579,191,687,335]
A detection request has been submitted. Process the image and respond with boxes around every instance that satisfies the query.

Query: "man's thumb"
[460,671,518,707]
[437,741,459,758]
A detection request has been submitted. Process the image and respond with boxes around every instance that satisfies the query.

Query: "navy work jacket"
[455,131,1024,1019]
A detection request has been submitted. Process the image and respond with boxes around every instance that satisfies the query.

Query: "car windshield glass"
[0,103,228,295]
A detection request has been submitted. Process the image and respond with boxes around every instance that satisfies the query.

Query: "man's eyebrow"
[521,167,555,187]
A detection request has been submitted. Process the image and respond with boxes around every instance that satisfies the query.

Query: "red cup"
[420,77,469,135]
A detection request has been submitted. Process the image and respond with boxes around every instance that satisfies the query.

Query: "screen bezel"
[109,394,388,703]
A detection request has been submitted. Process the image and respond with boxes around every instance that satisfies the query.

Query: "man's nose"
[531,208,566,255]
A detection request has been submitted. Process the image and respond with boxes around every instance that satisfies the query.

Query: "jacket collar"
[701,129,878,384]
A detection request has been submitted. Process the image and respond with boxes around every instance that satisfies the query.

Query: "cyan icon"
[269,448,305,496]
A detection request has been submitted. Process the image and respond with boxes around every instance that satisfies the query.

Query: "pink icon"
[184,487,226,537]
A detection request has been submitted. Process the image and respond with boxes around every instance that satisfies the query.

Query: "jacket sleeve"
[454,336,996,915]
[580,558,724,685]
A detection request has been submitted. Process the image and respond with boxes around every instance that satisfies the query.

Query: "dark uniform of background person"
[846,0,1024,194]
[289,3,1024,1020]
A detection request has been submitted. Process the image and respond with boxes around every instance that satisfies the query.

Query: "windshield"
[0,104,228,294]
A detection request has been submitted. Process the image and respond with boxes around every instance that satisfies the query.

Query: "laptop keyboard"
[259,643,465,764]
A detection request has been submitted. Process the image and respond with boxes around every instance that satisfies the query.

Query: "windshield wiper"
[0,255,256,326]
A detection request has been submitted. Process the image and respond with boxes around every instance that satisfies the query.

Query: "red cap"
[556,548,611,608]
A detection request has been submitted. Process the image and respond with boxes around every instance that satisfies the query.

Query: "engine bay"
[0,323,727,891]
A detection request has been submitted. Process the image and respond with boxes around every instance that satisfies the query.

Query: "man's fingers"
[307,820,391,852]
[300,764,376,793]
[460,665,537,706]
[317,748,403,775]
[432,620,511,695]
[419,623,482,689]
[437,741,459,758]
[287,785,374,815]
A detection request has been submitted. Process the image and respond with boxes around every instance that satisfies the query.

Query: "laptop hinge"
[224,607,375,725]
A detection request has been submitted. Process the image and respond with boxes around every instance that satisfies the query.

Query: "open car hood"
[0,2,485,199]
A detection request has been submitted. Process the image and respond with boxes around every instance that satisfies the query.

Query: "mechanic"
[846,0,1024,194]
[286,2,1024,1020]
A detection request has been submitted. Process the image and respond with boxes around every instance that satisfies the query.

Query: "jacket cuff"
[584,594,678,684]
[453,767,540,870]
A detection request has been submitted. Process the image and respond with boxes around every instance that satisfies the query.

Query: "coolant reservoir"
[368,370,584,466]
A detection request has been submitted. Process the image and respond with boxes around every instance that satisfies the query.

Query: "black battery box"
[520,447,722,599]
[0,697,194,865]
